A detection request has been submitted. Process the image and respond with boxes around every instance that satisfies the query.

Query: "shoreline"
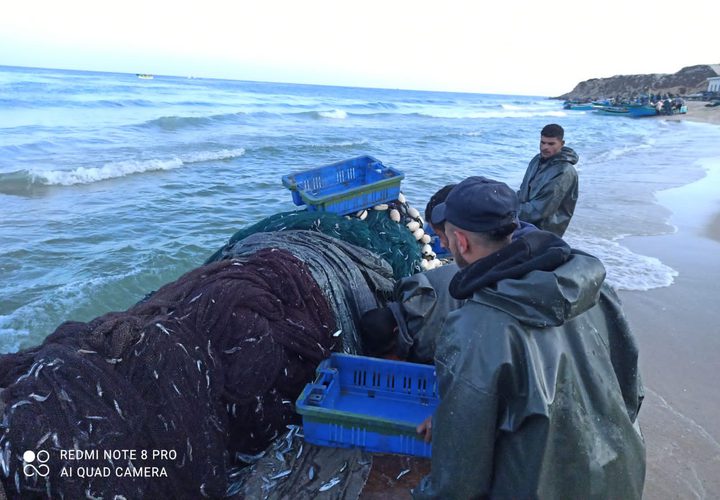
[652,100,720,125]
[618,156,720,498]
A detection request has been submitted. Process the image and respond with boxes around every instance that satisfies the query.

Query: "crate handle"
[305,386,326,407]
[314,368,336,386]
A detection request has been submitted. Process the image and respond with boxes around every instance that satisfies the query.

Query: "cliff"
[556,64,720,100]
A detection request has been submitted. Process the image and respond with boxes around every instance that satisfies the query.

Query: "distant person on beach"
[413,176,645,499]
[517,123,579,236]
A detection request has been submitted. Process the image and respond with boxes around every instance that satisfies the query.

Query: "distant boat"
[136,74,154,80]
[563,101,594,111]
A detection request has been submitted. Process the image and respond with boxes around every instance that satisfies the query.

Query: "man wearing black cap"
[517,123,579,236]
[413,176,645,499]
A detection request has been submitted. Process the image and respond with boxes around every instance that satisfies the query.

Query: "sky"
[1,0,718,97]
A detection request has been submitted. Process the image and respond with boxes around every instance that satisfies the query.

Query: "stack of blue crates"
[281,155,404,216]
[295,353,439,457]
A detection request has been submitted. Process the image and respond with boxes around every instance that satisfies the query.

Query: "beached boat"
[593,104,658,118]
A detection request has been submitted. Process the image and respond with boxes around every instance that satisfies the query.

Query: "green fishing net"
[206,209,423,279]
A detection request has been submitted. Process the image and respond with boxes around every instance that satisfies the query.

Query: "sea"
[2,65,720,353]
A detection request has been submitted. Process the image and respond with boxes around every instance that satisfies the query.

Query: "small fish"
[96,382,103,397]
[36,431,52,449]
[295,443,303,460]
[155,323,172,335]
[51,432,61,448]
[332,329,342,337]
[319,477,341,492]
[113,399,124,419]
[339,461,348,473]
[308,466,315,481]
[77,349,97,355]
[105,357,123,364]
[0,448,7,477]
[235,451,265,464]
[189,293,203,303]
[153,370,159,379]
[172,383,182,396]
[28,393,50,402]
[10,400,31,411]
[269,469,291,480]
[396,468,410,480]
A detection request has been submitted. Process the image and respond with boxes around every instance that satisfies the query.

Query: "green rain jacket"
[388,264,464,364]
[414,231,645,499]
[518,146,579,236]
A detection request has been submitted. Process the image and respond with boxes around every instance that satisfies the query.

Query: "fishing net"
[0,249,336,499]
[212,230,396,354]
[206,210,424,279]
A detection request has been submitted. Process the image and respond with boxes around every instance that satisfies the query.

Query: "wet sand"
[619,156,720,498]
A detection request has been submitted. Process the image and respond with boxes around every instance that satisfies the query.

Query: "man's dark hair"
[359,307,397,356]
[541,124,564,140]
[425,184,457,230]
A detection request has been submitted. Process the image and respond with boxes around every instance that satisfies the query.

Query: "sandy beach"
[659,100,720,125]
[618,135,720,498]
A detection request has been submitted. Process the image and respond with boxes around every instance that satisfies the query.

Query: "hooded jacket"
[414,231,645,500]
[389,263,464,363]
[518,146,579,236]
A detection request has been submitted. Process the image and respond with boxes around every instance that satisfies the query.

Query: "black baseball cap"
[431,176,519,232]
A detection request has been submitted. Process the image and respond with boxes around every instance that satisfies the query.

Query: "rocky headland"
[556,64,720,101]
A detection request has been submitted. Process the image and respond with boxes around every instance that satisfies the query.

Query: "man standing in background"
[517,123,578,236]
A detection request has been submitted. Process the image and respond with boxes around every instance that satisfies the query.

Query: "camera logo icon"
[23,450,50,477]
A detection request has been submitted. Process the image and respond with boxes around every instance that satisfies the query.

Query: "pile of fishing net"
[206,210,424,279]
[0,239,393,499]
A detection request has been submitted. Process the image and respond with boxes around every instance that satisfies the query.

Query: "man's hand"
[416,415,432,443]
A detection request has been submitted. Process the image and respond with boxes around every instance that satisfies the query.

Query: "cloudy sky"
[1,0,717,96]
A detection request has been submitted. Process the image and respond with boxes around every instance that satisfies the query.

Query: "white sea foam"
[584,141,655,165]
[318,109,347,119]
[565,234,678,291]
[31,148,246,186]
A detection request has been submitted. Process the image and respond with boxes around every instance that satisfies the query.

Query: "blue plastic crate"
[295,353,439,457]
[281,155,404,216]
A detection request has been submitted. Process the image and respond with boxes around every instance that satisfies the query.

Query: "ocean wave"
[0,148,246,194]
[565,234,678,291]
[316,109,348,119]
[583,140,655,165]
[143,112,246,130]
